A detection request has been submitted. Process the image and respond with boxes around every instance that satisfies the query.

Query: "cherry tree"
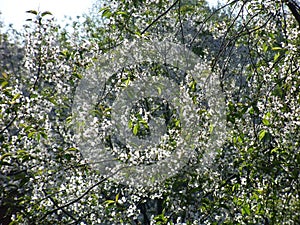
[1,0,299,224]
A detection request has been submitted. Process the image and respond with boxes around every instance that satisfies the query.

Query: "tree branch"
[284,0,300,27]
[0,113,18,134]
[141,0,179,35]
[38,165,131,222]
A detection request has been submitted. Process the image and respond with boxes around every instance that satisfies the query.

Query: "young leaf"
[102,9,112,18]
[274,52,280,62]
[272,46,282,50]
[99,6,109,13]
[26,10,38,15]
[1,80,8,88]
[262,112,271,126]
[262,43,268,52]
[242,204,251,215]
[116,11,128,16]
[262,118,270,126]
[104,199,115,206]
[258,130,266,141]
[115,193,120,203]
[133,124,139,135]
[2,72,8,79]
[41,11,52,17]
[128,120,133,128]
[157,86,162,95]
[12,93,21,101]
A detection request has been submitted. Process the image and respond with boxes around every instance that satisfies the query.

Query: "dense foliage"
[1,0,299,224]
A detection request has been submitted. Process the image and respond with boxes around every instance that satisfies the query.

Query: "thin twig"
[189,0,240,47]
[38,165,132,221]
[0,113,18,134]
[43,189,77,221]
[141,0,180,35]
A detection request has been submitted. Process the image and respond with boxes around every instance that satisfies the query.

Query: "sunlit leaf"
[274,52,280,61]
[133,124,139,135]
[258,130,266,141]
[115,193,120,202]
[272,46,282,50]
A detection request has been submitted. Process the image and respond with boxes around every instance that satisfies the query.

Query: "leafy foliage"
[1,0,299,224]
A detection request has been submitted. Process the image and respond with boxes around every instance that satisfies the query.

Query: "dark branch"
[38,165,131,222]
[285,0,300,27]
[0,113,18,134]
[141,0,179,35]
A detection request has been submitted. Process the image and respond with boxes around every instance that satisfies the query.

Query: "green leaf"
[12,93,21,101]
[133,124,139,135]
[2,72,8,79]
[72,73,82,79]
[262,118,269,126]
[115,193,120,202]
[271,147,279,153]
[237,136,243,144]
[157,86,162,95]
[1,80,8,88]
[272,46,282,50]
[262,43,268,52]
[26,10,38,15]
[209,124,214,134]
[232,183,240,192]
[0,152,13,161]
[128,120,133,128]
[258,130,266,141]
[135,31,142,37]
[28,131,36,138]
[274,52,280,61]
[242,204,251,215]
[41,11,52,17]
[99,6,109,13]
[66,116,72,124]
[189,80,196,91]
[116,11,128,16]
[40,132,48,139]
[36,133,41,142]
[139,119,149,128]
[101,9,112,18]
[262,112,271,126]
[105,199,115,205]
